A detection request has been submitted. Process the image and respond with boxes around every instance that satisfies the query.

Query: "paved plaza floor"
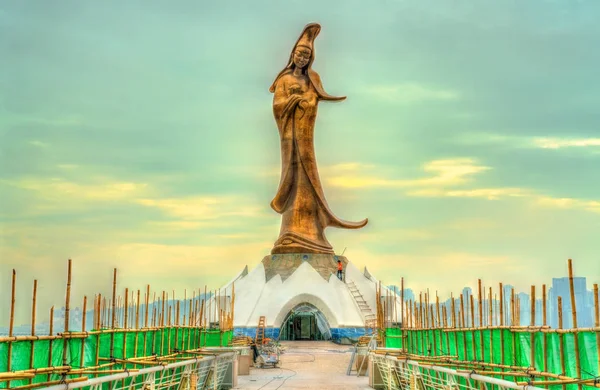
[234,341,371,389]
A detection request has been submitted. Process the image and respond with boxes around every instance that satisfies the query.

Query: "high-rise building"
[548,277,591,328]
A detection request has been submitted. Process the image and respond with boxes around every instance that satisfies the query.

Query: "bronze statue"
[269,23,368,255]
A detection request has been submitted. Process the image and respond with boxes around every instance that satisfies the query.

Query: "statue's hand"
[282,95,303,114]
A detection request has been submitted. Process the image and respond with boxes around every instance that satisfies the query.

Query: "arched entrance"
[279,303,332,341]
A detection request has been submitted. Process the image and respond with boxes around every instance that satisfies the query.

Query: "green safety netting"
[385,328,599,389]
[0,328,233,389]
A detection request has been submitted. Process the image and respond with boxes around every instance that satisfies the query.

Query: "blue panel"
[234,327,280,340]
[330,328,368,341]
[235,327,366,342]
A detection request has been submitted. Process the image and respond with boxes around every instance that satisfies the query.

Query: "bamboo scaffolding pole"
[595,283,600,380]
[160,291,166,354]
[80,296,87,369]
[134,289,140,358]
[530,285,536,369]
[477,280,484,359]
[175,301,180,349]
[110,268,117,358]
[167,304,172,353]
[460,294,467,358]
[430,305,436,354]
[488,287,493,327]
[460,294,466,328]
[47,306,54,381]
[10,376,88,390]
[95,294,100,330]
[558,296,566,390]
[75,369,140,375]
[436,293,441,329]
[425,289,429,329]
[7,269,17,388]
[419,292,423,329]
[183,290,186,327]
[568,259,582,390]
[478,279,483,327]
[1,366,71,377]
[542,284,548,374]
[203,285,207,329]
[101,297,105,328]
[151,306,157,353]
[161,291,165,327]
[0,373,36,381]
[451,294,458,359]
[443,306,450,354]
[470,294,476,360]
[593,284,600,382]
[62,259,72,366]
[499,283,505,366]
[94,296,101,377]
[413,301,418,353]
[420,301,425,353]
[28,279,38,385]
[152,293,156,328]
[511,289,515,326]
[488,287,493,363]
[143,286,150,357]
[518,379,600,388]
[400,277,406,336]
[123,287,129,364]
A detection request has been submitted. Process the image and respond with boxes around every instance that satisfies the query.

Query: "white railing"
[370,354,545,390]
[40,352,237,390]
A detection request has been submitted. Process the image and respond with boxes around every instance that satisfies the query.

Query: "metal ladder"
[346,280,377,327]
[255,316,266,345]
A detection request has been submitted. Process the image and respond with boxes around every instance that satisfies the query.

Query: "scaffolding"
[0,260,235,389]
[376,260,600,389]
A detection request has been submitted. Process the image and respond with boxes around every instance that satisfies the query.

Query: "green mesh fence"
[385,327,599,387]
[0,328,233,389]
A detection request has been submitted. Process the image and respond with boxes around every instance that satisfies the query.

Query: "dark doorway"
[279,303,331,341]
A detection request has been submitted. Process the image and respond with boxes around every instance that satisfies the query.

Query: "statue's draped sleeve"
[270,72,299,214]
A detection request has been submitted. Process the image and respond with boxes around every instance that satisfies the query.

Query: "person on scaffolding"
[337,259,343,281]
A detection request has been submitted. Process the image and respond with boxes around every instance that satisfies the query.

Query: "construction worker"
[337,259,343,281]
[250,339,259,363]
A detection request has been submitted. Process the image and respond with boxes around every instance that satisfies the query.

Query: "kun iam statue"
[269,23,368,255]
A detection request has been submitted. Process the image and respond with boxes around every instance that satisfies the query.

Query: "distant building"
[548,277,591,329]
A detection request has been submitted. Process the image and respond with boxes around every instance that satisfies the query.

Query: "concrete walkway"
[234,341,371,389]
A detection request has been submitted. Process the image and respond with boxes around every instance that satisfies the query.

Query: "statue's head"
[270,23,344,98]
[290,24,320,70]
[293,46,312,69]
[270,23,320,91]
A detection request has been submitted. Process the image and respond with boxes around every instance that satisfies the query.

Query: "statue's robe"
[270,69,368,254]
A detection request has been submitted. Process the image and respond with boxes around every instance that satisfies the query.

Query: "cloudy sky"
[1,0,599,326]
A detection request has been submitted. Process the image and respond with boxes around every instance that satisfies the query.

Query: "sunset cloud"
[135,196,267,221]
[532,137,600,149]
[3,177,148,201]
[326,158,488,189]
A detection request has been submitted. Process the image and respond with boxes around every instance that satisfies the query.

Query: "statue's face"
[293,47,311,68]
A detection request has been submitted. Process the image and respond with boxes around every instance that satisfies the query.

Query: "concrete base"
[262,253,349,282]
[355,355,369,376]
[238,354,251,376]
